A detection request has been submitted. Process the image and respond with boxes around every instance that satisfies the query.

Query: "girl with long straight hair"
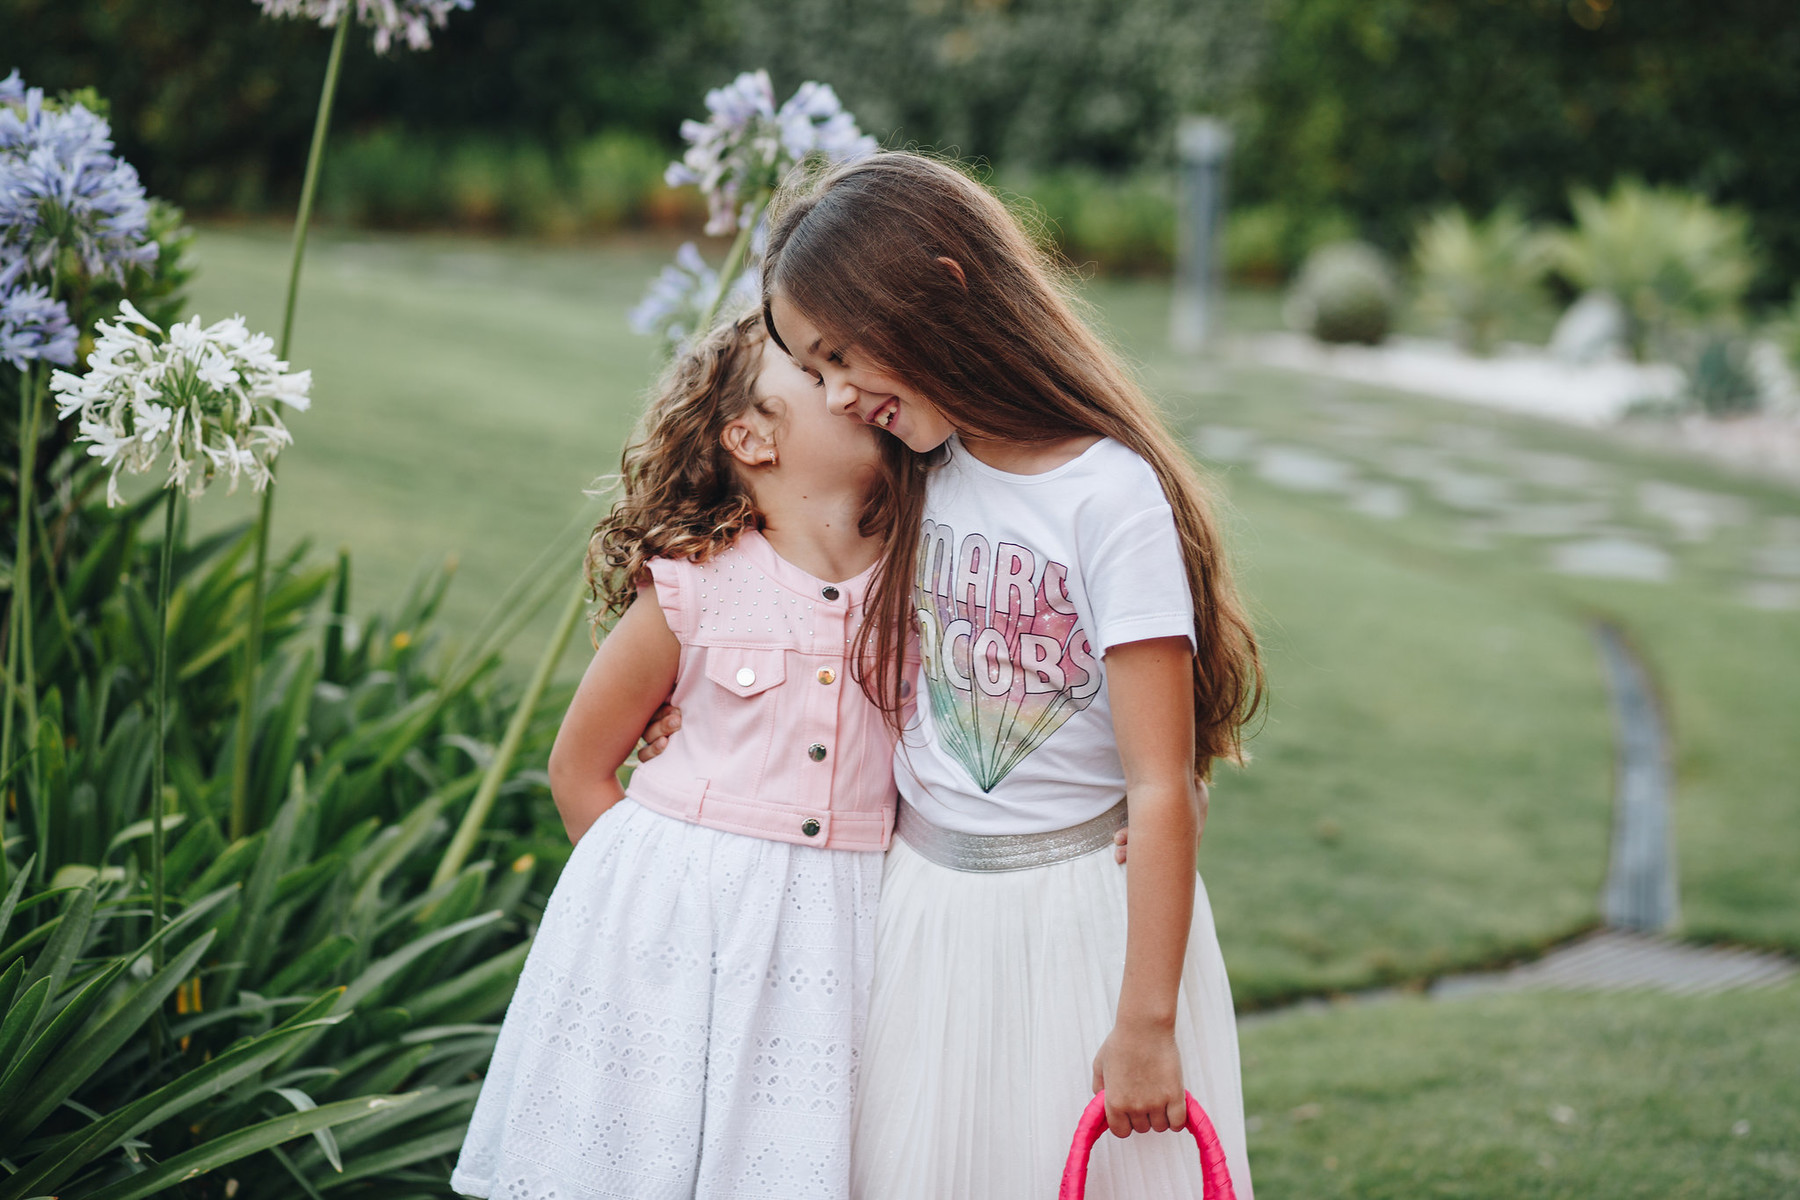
[759,151,1263,1198]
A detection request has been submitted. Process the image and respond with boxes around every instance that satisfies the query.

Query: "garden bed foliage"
[2,57,568,1198]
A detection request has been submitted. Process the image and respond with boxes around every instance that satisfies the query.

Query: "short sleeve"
[642,557,689,640]
[1085,505,1196,654]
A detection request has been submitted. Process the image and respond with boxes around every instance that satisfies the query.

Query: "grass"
[1125,301,1800,961]
[1237,983,1800,1198]
[177,229,1799,1001]
[1193,483,1612,1004]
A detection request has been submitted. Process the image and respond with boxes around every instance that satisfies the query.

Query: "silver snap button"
[735,666,756,688]
[801,818,822,837]
[807,743,827,762]
[821,585,840,601]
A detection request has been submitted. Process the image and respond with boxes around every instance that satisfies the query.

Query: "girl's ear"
[721,409,780,469]
[936,255,968,290]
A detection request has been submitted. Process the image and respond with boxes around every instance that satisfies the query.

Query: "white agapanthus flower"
[253,0,473,53]
[50,301,311,507]
[665,71,878,237]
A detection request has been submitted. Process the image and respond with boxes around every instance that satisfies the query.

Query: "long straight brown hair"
[761,152,1263,773]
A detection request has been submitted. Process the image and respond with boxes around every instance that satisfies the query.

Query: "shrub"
[504,143,579,238]
[1286,241,1397,345]
[1772,289,1800,373]
[0,517,564,1198]
[1234,0,1799,298]
[1546,181,1758,361]
[571,130,673,229]
[318,128,703,238]
[1222,204,1290,285]
[1411,205,1550,355]
[1686,334,1761,417]
[321,128,447,227]
[1222,202,1355,286]
[1005,168,1176,274]
[444,139,510,227]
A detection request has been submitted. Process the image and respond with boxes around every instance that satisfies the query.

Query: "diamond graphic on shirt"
[914,520,1102,792]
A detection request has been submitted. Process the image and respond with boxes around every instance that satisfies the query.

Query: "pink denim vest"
[625,530,899,851]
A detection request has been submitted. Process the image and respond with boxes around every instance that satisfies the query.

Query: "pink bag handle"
[1058,1090,1238,1200]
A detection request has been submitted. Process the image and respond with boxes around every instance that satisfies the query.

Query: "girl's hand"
[636,704,682,762]
[1113,776,1210,863]
[1091,1018,1187,1138]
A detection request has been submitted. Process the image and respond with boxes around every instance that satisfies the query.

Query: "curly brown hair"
[586,311,771,617]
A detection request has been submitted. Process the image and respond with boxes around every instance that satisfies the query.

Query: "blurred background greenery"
[6,0,1798,294]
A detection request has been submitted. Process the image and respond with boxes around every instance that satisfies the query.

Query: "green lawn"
[181,226,687,669]
[178,229,1799,1004]
[1238,984,1800,1198]
[1110,306,1800,965]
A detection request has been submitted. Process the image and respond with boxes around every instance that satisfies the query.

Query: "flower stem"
[0,372,23,822]
[697,201,765,333]
[279,15,348,361]
[432,581,584,888]
[151,489,177,969]
[231,13,349,839]
[4,362,46,881]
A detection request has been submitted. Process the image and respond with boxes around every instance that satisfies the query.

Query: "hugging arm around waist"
[548,583,680,844]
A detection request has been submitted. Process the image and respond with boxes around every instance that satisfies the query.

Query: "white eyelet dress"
[453,533,896,1200]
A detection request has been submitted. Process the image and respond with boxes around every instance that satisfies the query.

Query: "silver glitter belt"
[894,797,1128,873]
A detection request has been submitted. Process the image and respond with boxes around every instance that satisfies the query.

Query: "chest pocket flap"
[705,648,788,698]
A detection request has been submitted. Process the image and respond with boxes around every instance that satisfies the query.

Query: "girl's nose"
[825,378,860,418]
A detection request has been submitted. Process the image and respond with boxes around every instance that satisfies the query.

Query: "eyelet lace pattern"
[453,800,882,1199]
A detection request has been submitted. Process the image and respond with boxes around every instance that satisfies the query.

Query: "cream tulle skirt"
[850,836,1253,1200]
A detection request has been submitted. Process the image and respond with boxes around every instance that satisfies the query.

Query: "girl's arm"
[1112,776,1207,863]
[547,584,681,844]
[1091,635,1201,1139]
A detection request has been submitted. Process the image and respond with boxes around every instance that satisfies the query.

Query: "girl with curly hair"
[454,310,904,1199]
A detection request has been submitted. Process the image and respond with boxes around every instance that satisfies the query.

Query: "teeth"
[877,406,895,428]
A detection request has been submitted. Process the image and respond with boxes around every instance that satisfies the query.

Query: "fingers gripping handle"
[1058,1091,1238,1199]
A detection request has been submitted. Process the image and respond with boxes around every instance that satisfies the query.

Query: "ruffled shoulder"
[640,557,691,640]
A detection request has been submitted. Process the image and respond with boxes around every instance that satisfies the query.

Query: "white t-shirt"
[896,436,1196,834]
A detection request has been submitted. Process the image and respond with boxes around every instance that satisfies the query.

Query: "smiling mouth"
[871,399,898,428]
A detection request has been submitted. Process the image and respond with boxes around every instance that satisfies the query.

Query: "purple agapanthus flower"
[777,82,877,165]
[0,271,77,369]
[634,73,871,353]
[628,241,760,354]
[0,73,158,284]
[252,0,474,54]
[665,71,877,237]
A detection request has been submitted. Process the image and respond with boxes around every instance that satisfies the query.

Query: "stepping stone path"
[1594,624,1677,933]
[1189,373,1800,609]
[1428,625,1796,998]
[1430,930,1797,998]
[1190,370,1800,1012]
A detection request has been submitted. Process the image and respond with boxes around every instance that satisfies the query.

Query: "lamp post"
[1170,116,1232,354]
